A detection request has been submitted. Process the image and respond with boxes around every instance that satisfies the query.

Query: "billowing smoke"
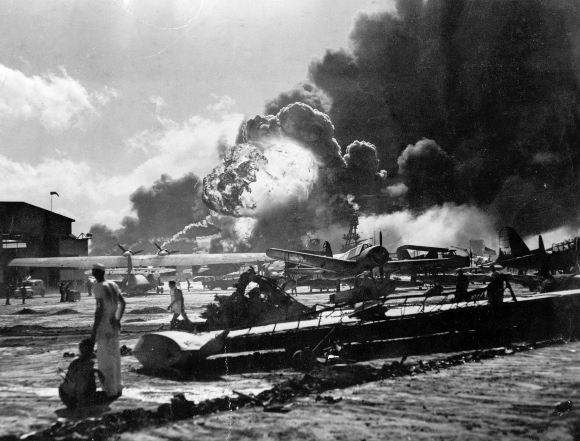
[89,173,217,255]
[397,139,456,208]
[202,102,387,251]
[357,204,497,253]
[94,0,580,257]
[264,82,330,116]
[301,0,580,236]
[202,141,318,218]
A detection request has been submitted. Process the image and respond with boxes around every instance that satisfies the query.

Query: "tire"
[291,349,316,372]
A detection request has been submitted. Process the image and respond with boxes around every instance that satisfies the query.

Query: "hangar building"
[0,202,88,295]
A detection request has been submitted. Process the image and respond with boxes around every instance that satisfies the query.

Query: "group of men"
[455,265,517,304]
[59,264,191,409]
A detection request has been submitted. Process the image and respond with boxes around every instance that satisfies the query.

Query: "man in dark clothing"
[20,285,26,304]
[487,273,518,306]
[455,269,470,302]
[59,282,69,302]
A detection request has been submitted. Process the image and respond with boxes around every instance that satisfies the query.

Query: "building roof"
[0,201,75,222]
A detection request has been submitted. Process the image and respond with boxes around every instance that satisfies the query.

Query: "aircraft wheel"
[291,349,316,372]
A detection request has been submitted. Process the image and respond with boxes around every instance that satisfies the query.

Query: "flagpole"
[50,191,59,211]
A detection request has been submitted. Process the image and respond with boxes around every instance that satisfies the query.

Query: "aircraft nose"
[371,247,389,265]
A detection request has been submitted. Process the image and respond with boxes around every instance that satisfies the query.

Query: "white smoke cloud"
[0,64,116,132]
[356,204,497,253]
[162,220,209,247]
[523,225,580,250]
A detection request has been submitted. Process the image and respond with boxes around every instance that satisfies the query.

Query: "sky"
[0,0,395,235]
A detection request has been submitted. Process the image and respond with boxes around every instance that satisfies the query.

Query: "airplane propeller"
[117,244,144,255]
[379,232,384,280]
[154,243,179,255]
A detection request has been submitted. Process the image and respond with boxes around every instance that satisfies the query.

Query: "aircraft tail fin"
[397,247,412,260]
[323,241,333,257]
[499,227,530,258]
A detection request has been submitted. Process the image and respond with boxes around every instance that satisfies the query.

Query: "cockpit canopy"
[345,242,372,260]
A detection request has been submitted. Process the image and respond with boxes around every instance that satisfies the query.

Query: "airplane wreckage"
[131,232,580,374]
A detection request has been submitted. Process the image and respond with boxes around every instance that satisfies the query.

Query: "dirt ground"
[2,282,580,440]
[117,342,580,441]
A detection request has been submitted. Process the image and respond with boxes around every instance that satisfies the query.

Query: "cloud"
[125,112,244,178]
[0,108,243,236]
[148,95,166,113]
[0,64,116,132]
[207,94,236,113]
[0,154,132,232]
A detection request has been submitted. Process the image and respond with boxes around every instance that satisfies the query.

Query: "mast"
[341,214,361,253]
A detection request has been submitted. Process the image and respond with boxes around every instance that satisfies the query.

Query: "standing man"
[455,269,470,302]
[90,263,126,400]
[167,280,191,329]
[5,282,11,305]
[186,278,191,292]
[59,281,69,303]
[86,278,93,297]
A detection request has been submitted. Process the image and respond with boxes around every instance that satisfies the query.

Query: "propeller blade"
[134,250,144,255]
[379,232,383,247]
[117,244,127,252]
[169,251,180,254]
[154,243,162,250]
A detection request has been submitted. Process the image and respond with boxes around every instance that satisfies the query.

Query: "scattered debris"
[127,307,167,314]
[13,308,41,315]
[50,309,79,315]
[554,400,573,415]
[62,352,76,358]
[120,345,133,356]
[124,318,145,323]
[316,395,342,404]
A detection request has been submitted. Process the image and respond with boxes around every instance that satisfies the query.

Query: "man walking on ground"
[167,280,191,329]
[5,283,11,305]
[90,263,126,400]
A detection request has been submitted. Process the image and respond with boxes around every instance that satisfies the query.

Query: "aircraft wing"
[397,245,451,253]
[385,256,468,272]
[83,268,176,275]
[266,248,357,274]
[496,253,542,270]
[8,253,272,269]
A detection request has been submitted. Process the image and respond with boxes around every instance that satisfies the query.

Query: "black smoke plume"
[301,0,580,235]
[89,173,217,255]
[264,82,330,116]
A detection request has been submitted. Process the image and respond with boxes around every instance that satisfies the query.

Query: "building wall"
[0,202,83,295]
